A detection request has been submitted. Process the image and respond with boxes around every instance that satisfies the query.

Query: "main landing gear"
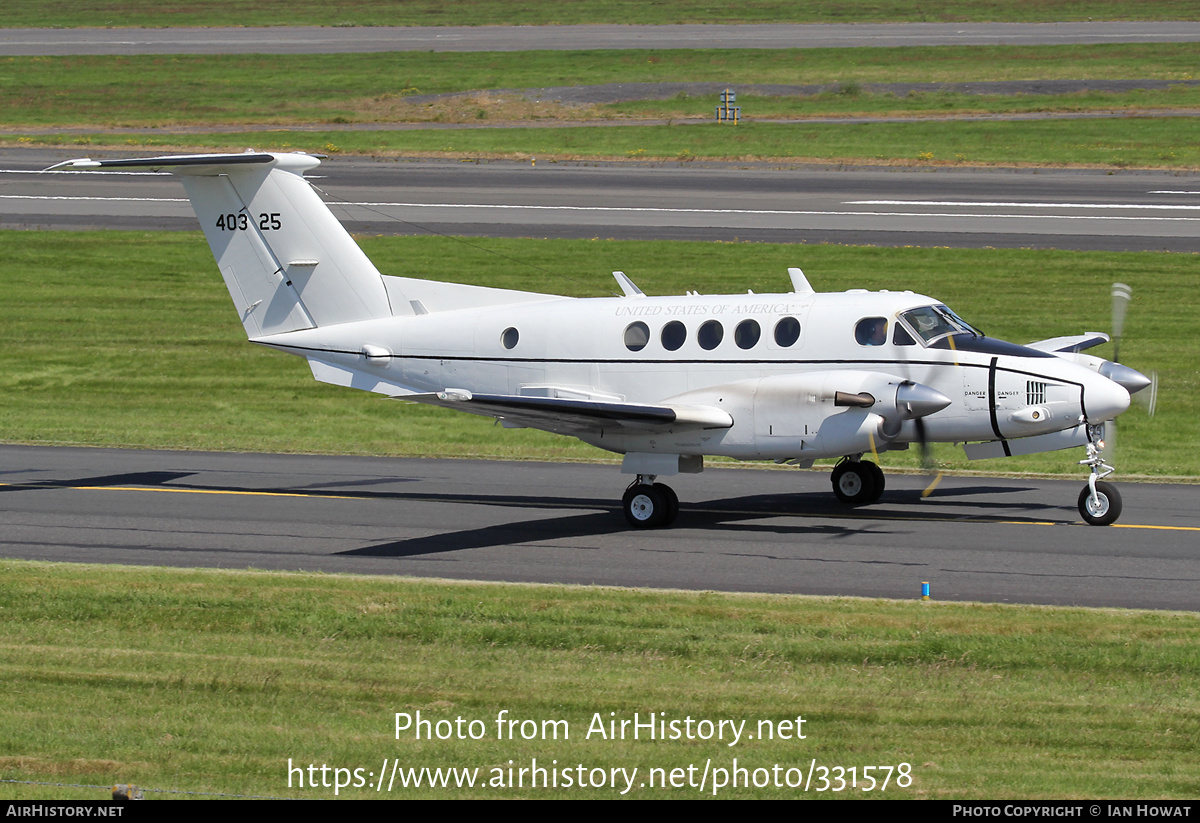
[1078,424,1122,526]
[830,457,885,506]
[622,475,680,529]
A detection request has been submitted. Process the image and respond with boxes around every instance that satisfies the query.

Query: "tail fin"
[51,152,395,337]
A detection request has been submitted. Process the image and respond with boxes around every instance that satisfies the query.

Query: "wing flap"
[402,390,732,436]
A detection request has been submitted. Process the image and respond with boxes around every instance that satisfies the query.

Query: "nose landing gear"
[1078,424,1122,526]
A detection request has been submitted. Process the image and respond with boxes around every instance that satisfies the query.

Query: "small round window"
[774,317,801,347]
[501,327,519,349]
[623,321,650,352]
[734,319,761,350]
[661,321,686,352]
[698,320,724,351]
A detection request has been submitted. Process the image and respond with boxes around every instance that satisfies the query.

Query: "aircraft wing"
[1025,333,1109,353]
[402,390,733,436]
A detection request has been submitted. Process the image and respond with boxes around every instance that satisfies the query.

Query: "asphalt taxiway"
[6,150,1200,252]
[2,445,1196,610]
[5,23,1200,56]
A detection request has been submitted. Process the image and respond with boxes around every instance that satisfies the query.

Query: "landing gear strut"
[622,475,679,529]
[1078,424,1122,526]
[831,458,885,505]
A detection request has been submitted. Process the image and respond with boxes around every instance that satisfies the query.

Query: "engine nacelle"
[644,370,952,461]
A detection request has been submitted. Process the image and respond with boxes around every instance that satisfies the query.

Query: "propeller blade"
[1136,371,1159,418]
[914,417,943,497]
[1111,282,1131,363]
[1108,283,1156,417]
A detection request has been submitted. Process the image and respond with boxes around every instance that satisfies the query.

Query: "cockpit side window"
[899,305,979,346]
[893,322,916,346]
[855,317,888,346]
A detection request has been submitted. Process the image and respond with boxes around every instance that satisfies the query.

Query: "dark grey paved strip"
[3,22,1200,56]
[1,445,1196,610]
[6,150,1200,252]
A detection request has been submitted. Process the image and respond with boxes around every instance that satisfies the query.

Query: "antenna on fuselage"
[788,267,814,294]
[613,271,645,297]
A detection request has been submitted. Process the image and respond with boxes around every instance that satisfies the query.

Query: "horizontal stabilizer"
[307,358,421,397]
[47,153,279,174]
[404,391,732,437]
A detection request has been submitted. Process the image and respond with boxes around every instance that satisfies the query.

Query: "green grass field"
[2,560,1198,800]
[4,45,1197,127]
[7,43,1198,168]
[23,117,1194,169]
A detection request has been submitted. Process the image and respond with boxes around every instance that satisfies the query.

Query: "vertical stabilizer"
[51,152,397,337]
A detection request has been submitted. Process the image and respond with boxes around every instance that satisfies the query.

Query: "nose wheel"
[1078,424,1122,526]
[1078,481,1122,526]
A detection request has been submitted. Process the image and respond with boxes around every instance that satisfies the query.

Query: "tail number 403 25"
[216,212,282,231]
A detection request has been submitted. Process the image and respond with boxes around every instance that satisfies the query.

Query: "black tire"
[1078,481,1122,526]
[623,484,668,529]
[831,461,877,506]
[864,461,886,503]
[652,483,680,526]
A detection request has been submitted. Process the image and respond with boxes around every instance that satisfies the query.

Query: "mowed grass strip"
[2,560,1199,800]
[4,44,1199,127]
[22,117,1195,169]
[3,0,1199,27]
[0,231,1189,476]
[608,84,1200,122]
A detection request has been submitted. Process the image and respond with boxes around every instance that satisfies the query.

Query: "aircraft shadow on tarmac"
[2,470,1072,558]
[0,470,198,490]
[339,486,1069,559]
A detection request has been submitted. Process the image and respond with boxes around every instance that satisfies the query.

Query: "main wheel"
[864,461,886,503]
[1078,481,1122,526]
[652,483,680,526]
[831,461,877,506]
[623,484,669,529]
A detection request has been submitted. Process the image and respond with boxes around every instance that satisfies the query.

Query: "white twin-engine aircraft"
[54,151,1154,528]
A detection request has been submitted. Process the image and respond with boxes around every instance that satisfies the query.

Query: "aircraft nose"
[1086,372,1131,423]
[1098,361,1153,394]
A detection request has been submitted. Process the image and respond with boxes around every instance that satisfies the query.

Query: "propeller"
[1111,282,1130,365]
[1104,283,1157,458]
[914,416,942,497]
[1109,283,1158,414]
[849,380,947,496]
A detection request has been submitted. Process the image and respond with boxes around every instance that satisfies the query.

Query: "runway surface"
[5,150,1199,252]
[5,23,1200,56]
[1,445,1196,611]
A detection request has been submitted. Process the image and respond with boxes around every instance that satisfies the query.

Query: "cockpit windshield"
[899,305,981,346]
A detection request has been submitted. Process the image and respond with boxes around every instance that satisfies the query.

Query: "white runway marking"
[6,192,1200,225]
[334,200,1200,223]
[849,199,1200,211]
[0,195,188,203]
